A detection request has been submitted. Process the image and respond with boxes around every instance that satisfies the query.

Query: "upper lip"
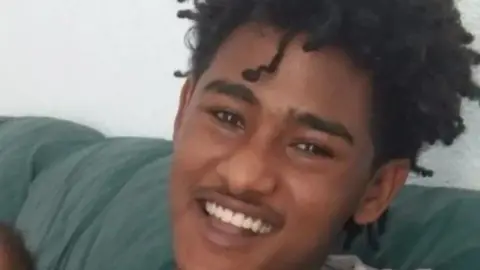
[194,189,285,230]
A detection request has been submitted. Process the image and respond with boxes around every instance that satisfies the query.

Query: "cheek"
[175,112,220,167]
[257,173,355,266]
[289,177,345,229]
[172,108,240,186]
[282,170,364,243]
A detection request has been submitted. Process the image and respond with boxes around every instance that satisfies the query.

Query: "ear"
[173,78,195,140]
[353,159,410,225]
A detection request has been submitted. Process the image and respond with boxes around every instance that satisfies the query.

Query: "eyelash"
[210,109,245,130]
[292,142,334,158]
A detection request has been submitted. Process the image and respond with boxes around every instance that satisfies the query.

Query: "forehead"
[195,24,373,143]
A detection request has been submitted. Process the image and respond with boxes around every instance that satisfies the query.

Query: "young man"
[0,224,35,270]
[168,0,480,269]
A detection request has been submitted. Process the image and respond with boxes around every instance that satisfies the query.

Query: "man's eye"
[294,143,333,158]
[213,110,245,129]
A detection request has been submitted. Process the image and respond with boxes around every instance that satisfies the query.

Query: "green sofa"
[0,117,478,270]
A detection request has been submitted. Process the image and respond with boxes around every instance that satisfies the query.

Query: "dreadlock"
[174,0,480,251]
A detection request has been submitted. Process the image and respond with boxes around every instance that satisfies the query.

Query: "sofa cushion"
[350,185,480,270]
[0,117,103,223]
[15,137,174,270]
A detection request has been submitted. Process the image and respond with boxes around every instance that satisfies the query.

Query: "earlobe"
[354,159,410,225]
[173,78,195,140]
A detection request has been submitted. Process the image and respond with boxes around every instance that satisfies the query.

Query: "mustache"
[193,185,265,207]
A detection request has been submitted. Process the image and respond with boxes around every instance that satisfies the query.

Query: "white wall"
[0,0,190,139]
[0,0,480,189]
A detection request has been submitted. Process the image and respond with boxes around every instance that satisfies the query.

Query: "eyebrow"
[294,111,354,145]
[204,79,258,104]
[204,79,354,145]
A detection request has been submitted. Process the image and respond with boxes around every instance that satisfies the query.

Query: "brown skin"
[169,24,409,270]
[0,245,18,270]
[0,231,13,270]
[0,249,11,270]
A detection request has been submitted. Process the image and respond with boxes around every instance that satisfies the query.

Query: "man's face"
[170,24,407,270]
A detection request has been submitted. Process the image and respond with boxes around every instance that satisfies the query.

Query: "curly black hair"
[174,0,480,251]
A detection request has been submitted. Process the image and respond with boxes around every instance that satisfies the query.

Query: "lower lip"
[196,204,263,249]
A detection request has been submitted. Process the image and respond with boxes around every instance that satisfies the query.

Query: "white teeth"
[231,213,244,227]
[251,219,262,233]
[206,202,214,214]
[242,218,253,229]
[222,209,233,222]
[204,201,272,234]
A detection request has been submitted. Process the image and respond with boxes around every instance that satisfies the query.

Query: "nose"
[215,146,277,196]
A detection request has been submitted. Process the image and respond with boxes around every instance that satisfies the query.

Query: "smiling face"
[169,24,409,270]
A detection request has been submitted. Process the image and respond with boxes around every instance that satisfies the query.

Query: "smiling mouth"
[192,190,283,248]
[204,201,273,235]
